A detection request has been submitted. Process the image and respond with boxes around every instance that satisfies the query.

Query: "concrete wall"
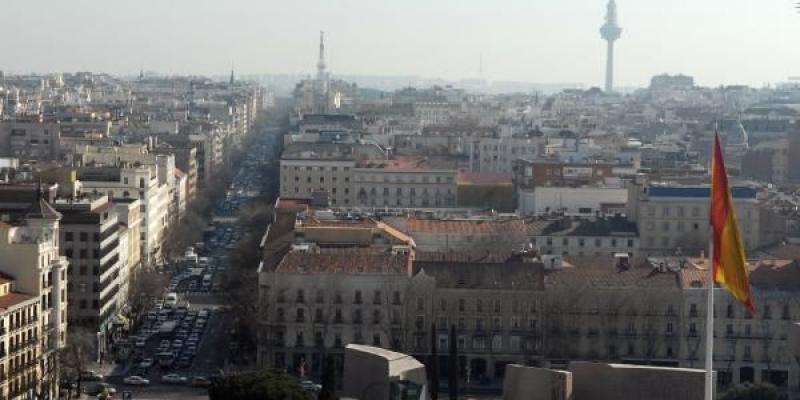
[502,364,572,400]
[342,344,426,400]
[570,362,707,400]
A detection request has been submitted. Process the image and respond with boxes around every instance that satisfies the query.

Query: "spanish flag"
[710,132,754,313]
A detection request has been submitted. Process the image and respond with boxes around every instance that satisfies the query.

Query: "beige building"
[353,160,458,208]
[0,275,43,400]
[680,258,800,397]
[409,255,545,382]
[280,159,355,206]
[278,142,386,207]
[0,197,69,400]
[259,246,412,376]
[626,180,785,255]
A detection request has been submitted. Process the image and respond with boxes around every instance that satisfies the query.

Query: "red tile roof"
[545,264,681,289]
[406,218,527,235]
[276,248,409,275]
[0,292,36,311]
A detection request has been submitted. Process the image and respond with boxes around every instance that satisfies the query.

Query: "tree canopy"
[208,369,311,400]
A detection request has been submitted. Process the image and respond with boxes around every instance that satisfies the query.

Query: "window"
[296,289,305,303]
[416,297,424,311]
[315,308,323,323]
[79,249,87,259]
[65,232,73,242]
[476,299,483,312]
[439,299,447,312]
[354,291,362,304]
[392,291,401,305]
[79,232,88,242]
[494,300,502,313]
[373,291,382,305]
[458,299,465,312]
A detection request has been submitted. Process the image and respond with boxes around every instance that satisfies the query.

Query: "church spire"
[229,65,235,85]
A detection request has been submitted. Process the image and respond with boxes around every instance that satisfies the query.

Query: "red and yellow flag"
[710,132,754,312]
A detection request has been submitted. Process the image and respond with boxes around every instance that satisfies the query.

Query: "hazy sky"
[2,0,799,87]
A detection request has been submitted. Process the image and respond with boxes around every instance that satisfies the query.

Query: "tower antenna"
[599,0,622,93]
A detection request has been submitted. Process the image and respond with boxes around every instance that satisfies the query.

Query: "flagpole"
[704,239,715,400]
[705,123,717,400]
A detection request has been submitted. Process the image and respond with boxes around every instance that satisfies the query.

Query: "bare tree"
[127,269,167,333]
[161,209,206,263]
[60,327,97,397]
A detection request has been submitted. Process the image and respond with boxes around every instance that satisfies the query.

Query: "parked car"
[139,358,154,369]
[301,380,322,393]
[161,374,188,384]
[123,376,150,386]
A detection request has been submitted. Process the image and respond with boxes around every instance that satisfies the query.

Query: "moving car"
[123,376,150,386]
[161,374,188,384]
[80,370,104,381]
[139,358,154,369]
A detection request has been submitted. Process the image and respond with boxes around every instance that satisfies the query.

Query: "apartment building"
[259,247,412,375]
[153,144,197,202]
[626,180,785,255]
[279,143,387,206]
[353,159,458,209]
[681,258,800,397]
[75,144,184,219]
[78,166,169,266]
[528,216,639,258]
[469,136,543,174]
[0,194,69,400]
[0,119,61,161]
[0,275,42,400]
[408,255,546,382]
[54,195,122,341]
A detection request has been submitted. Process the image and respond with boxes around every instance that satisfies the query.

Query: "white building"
[78,166,169,266]
[518,186,628,216]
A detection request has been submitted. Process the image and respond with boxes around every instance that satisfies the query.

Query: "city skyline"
[1,0,799,88]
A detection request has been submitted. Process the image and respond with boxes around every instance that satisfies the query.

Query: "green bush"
[719,383,779,400]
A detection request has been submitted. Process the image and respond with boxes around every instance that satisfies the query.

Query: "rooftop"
[528,216,638,237]
[402,217,528,236]
[413,259,544,290]
[545,261,681,289]
[648,185,757,199]
[0,292,36,311]
[275,247,409,275]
